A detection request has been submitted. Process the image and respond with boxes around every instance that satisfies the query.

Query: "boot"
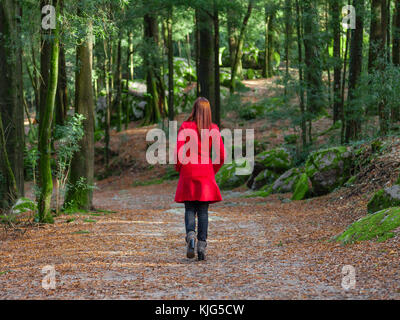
[197,240,207,261]
[185,231,196,259]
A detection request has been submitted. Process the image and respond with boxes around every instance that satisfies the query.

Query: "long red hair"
[187,97,212,133]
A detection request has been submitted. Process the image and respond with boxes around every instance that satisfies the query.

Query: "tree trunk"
[213,1,221,126]
[115,37,122,132]
[345,0,365,142]
[331,0,342,123]
[198,8,215,108]
[64,17,95,211]
[230,0,253,93]
[195,9,201,96]
[55,0,67,126]
[295,0,306,148]
[103,38,111,169]
[167,6,174,121]
[0,0,24,209]
[38,1,60,223]
[392,0,400,122]
[143,13,162,124]
[302,0,324,144]
[284,0,292,96]
[227,7,242,80]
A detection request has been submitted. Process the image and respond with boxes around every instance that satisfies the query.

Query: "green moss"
[344,175,356,187]
[243,186,273,198]
[272,168,302,194]
[252,169,279,190]
[216,160,252,190]
[367,187,400,214]
[255,148,292,173]
[291,173,310,201]
[335,207,400,244]
[305,146,352,195]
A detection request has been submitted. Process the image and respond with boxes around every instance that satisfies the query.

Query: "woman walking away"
[175,97,226,261]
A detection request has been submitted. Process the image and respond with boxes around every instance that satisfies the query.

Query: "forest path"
[1,179,399,299]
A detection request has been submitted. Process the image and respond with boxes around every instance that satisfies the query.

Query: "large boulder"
[255,148,292,174]
[272,168,302,194]
[367,185,400,214]
[291,173,312,200]
[216,159,252,190]
[305,146,352,196]
[251,169,279,190]
[335,207,400,244]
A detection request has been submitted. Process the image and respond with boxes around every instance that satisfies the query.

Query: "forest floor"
[1,79,400,299]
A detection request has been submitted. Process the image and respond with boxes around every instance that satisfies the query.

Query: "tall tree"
[55,0,68,126]
[331,0,343,123]
[0,0,25,208]
[143,13,162,124]
[38,0,60,222]
[303,0,324,143]
[230,0,253,93]
[167,5,174,121]
[295,0,307,147]
[197,7,215,108]
[345,0,365,142]
[213,0,221,126]
[64,8,95,211]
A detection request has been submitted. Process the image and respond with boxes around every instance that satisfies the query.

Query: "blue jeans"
[184,201,209,241]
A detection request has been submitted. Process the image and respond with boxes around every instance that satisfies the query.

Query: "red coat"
[174,121,225,203]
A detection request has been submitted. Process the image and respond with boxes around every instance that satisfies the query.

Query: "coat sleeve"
[213,126,226,174]
[175,123,185,172]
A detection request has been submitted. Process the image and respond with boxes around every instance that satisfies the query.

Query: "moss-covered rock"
[246,162,266,189]
[335,207,400,244]
[255,148,292,174]
[367,185,400,214]
[243,185,273,198]
[305,146,352,196]
[291,173,311,200]
[251,169,279,190]
[272,168,302,194]
[215,159,252,190]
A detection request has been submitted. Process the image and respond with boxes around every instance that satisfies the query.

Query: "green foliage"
[54,114,86,214]
[335,207,400,244]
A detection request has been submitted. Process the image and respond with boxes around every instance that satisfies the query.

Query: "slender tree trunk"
[284,0,292,97]
[345,0,365,142]
[115,37,122,132]
[143,13,162,124]
[129,32,134,81]
[64,17,95,211]
[167,6,174,121]
[295,0,306,148]
[230,0,253,93]
[103,38,111,169]
[55,0,67,126]
[227,7,242,80]
[331,0,342,123]
[303,0,324,144]
[195,9,200,96]
[38,1,60,223]
[214,1,221,126]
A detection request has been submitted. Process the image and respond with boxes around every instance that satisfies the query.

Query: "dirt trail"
[1,178,399,299]
[1,79,399,299]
